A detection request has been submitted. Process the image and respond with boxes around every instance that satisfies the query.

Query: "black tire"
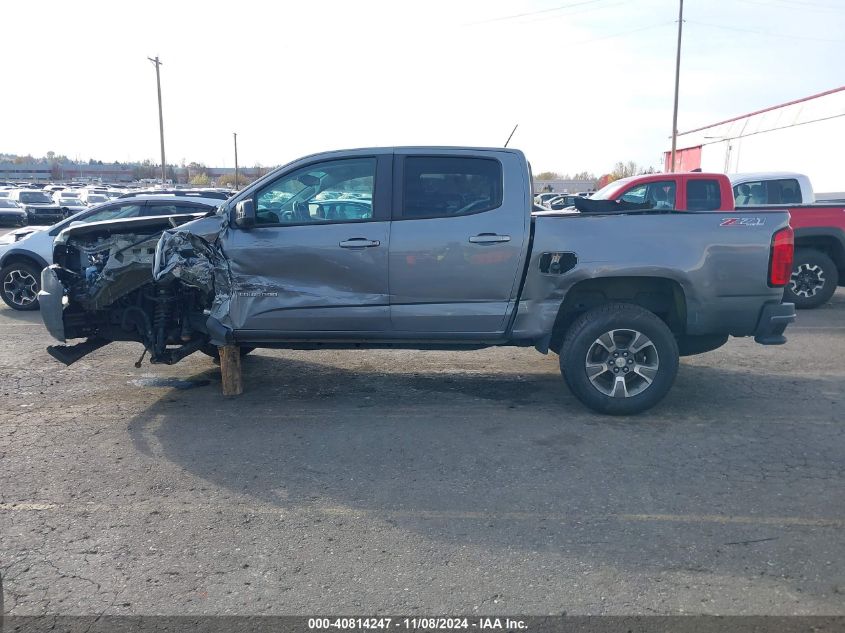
[200,344,255,360]
[784,249,838,309]
[559,302,679,416]
[0,261,42,311]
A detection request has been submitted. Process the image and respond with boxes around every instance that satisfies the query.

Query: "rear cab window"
[399,156,503,219]
[687,179,721,211]
[733,178,801,205]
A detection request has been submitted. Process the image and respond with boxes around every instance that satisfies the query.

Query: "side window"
[621,181,676,209]
[687,179,721,211]
[401,156,502,219]
[145,203,210,216]
[767,178,801,204]
[83,203,143,223]
[620,184,647,203]
[255,158,375,225]
[734,181,765,205]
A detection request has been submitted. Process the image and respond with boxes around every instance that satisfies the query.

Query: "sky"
[2,0,843,175]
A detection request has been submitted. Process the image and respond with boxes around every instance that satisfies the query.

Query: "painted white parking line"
[2,501,843,528]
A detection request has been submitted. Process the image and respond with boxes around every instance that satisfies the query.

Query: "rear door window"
[733,178,801,205]
[400,156,502,219]
[686,179,721,211]
[765,178,801,204]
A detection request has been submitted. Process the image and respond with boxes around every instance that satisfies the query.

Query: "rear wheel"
[1,261,41,311]
[785,249,838,309]
[559,303,679,415]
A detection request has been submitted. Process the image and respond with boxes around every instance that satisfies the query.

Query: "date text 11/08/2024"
[307,617,528,630]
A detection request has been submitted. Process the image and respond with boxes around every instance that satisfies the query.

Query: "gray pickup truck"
[39,147,796,415]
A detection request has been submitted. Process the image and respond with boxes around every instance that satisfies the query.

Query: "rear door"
[388,150,529,334]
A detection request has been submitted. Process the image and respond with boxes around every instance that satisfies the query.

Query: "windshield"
[589,177,638,200]
[87,195,108,203]
[19,192,53,204]
[0,199,21,208]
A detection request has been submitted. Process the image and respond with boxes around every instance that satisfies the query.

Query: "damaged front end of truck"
[40,214,232,367]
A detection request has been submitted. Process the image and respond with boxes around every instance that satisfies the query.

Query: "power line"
[696,112,845,147]
[736,0,845,12]
[507,0,626,26]
[754,0,844,9]
[566,21,674,46]
[686,19,844,43]
[466,0,612,26]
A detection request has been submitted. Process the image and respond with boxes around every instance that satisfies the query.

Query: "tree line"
[534,161,657,187]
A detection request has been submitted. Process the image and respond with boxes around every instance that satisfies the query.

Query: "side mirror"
[233,199,255,229]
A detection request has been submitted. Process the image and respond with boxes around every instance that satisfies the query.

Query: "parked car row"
[0,182,232,227]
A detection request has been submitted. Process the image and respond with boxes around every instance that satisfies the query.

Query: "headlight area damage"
[41,216,231,367]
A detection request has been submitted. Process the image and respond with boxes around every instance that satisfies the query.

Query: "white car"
[52,190,82,205]
[0,194,222,310]
[83,192,110,206]
[57,198,87,214]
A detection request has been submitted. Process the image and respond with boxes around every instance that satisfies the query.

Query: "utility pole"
[147,56,167,184]
[669,0,684,172]
[233,132,239,190]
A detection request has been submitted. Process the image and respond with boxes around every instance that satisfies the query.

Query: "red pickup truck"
[583,172,845,308]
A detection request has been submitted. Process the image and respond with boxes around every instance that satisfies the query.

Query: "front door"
[223,154,392,336]
[388,151,529,334]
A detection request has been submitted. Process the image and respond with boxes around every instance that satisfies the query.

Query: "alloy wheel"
[790,263,825,298]
[2,269,39,307]
[584,328,660,398]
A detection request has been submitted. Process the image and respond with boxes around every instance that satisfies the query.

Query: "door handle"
[469,233,511,244]
[339,238,381,248]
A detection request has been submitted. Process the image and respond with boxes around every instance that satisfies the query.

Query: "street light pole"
[233,132,239,190]
[148,56,167,184]
[669,0,684,172]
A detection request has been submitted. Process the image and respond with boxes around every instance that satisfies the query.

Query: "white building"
[666,85,845,195]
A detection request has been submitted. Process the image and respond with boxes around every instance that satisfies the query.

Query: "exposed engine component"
[49,225,230,366]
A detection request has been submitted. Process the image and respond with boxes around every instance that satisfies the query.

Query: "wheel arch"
[548,276,687,353]
[0,250,49,272]
[793,228,845,272]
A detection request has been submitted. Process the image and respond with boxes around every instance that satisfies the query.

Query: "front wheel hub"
[3,269,39,307]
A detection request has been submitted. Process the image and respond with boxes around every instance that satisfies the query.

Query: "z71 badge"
[720,217,765,227]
